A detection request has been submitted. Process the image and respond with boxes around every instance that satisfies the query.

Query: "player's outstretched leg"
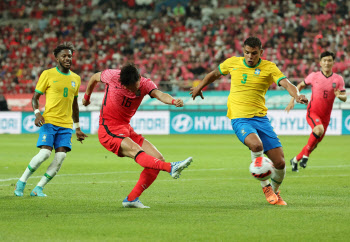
[170,157,193,179]
[14,180,26,197]
[262,184,278,205]
[30,186,47,197]
[290,156,299,172]
[122,197,150,208]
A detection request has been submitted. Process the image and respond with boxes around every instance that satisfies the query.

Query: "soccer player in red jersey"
[82,63,193,208]
[286,51,347,172]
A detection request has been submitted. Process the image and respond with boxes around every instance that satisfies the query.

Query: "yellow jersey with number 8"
[35,67,81,128]
[218,57,286,119]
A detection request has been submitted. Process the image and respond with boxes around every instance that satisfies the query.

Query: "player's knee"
[273,158,285,169]
[313,125,324,137]
[250,143,263,152]
[40,149,52,161]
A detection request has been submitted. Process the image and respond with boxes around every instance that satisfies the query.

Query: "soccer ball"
[249,157,274,181]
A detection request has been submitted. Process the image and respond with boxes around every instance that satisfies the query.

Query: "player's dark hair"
[320,51,335,60]
[120,63,140,86]
[53,42,75,57]
[243,37,262,49]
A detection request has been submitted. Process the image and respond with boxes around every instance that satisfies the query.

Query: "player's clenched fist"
[173,99,184,107]
[295,95,308,104]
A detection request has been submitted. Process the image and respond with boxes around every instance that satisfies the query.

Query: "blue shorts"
[231,116,281,152]
[37,124,73,151]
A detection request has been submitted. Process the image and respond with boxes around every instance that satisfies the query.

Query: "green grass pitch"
[0,134,349,241]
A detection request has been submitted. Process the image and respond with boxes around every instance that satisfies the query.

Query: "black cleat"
[299,156,309,168]
[290,157,299,172]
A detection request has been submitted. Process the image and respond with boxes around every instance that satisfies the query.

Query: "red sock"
[134,151,171,172]
[296,132,320,160]
[128,168,160,201]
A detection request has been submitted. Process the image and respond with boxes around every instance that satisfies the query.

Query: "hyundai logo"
[23,115,40,132]
[345,115,350,131]
[172,114,193,133]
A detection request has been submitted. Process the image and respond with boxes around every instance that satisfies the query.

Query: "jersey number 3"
[241,74,248,84]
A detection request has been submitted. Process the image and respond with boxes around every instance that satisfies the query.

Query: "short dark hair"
[53,42,75,57]
[320,51,335,60]
[243,37,262,49]
[120,63,140,86]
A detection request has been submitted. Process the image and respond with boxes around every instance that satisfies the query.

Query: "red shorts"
[98,124,144,157]
[306,112,330,131]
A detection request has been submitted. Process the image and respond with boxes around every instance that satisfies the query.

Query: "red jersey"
[99,69,157,126]
[305,71,345,118]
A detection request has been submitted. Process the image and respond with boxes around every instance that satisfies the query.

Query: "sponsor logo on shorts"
[241,129,246,136]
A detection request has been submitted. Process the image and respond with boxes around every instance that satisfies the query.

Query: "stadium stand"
[0,0,349,95]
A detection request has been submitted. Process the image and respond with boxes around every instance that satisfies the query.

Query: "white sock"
[37,152,66,188]
[250,151,270,187]
[19,149,52,182]
[251,150,264,161]
[271,166,286,193]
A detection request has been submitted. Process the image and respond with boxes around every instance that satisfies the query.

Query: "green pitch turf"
[0,134,349,241]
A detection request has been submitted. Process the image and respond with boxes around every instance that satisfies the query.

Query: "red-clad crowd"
[0,0,349,94]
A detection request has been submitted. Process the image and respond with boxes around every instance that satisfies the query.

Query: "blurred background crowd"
[0,0,349,95]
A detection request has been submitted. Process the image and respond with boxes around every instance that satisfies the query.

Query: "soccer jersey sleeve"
[35,70,49,94]
[336,75,346,92]
[304,72,315,85]
[218,57,234,75]
[141,77,157,95]
[101,69,120,85]
[75,77,81,97]
[270,64,286,86]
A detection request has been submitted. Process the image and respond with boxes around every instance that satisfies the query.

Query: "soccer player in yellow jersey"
[191,37,308,205]
[14,42,87,197]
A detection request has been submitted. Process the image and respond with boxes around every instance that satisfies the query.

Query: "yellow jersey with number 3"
[35,67,81,128]
[218,57,286,119]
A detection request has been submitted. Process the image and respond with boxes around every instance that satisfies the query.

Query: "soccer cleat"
[262,184,278,205]
[290,157,299,172]
[30,186,47,197]
[14,180,26,196]
[122,197,150,208]
[299,156,309,168]
[170,157,193,179]
[275,191,287,205]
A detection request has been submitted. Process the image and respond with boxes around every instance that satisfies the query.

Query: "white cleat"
[122,197,150,208]
[170,157,193,179]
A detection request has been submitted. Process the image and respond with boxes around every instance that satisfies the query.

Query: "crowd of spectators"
[0,0,350,95]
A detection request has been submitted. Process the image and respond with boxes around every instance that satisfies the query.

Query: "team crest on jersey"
[254,69,261,75]
[71,81,76,88]
[42,134,47,142]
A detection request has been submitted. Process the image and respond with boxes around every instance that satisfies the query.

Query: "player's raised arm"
[82,72,102,106]
[280,78,308,106]
[190,69,221,100]
[150,89,184,107]
[285,81,307,112]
